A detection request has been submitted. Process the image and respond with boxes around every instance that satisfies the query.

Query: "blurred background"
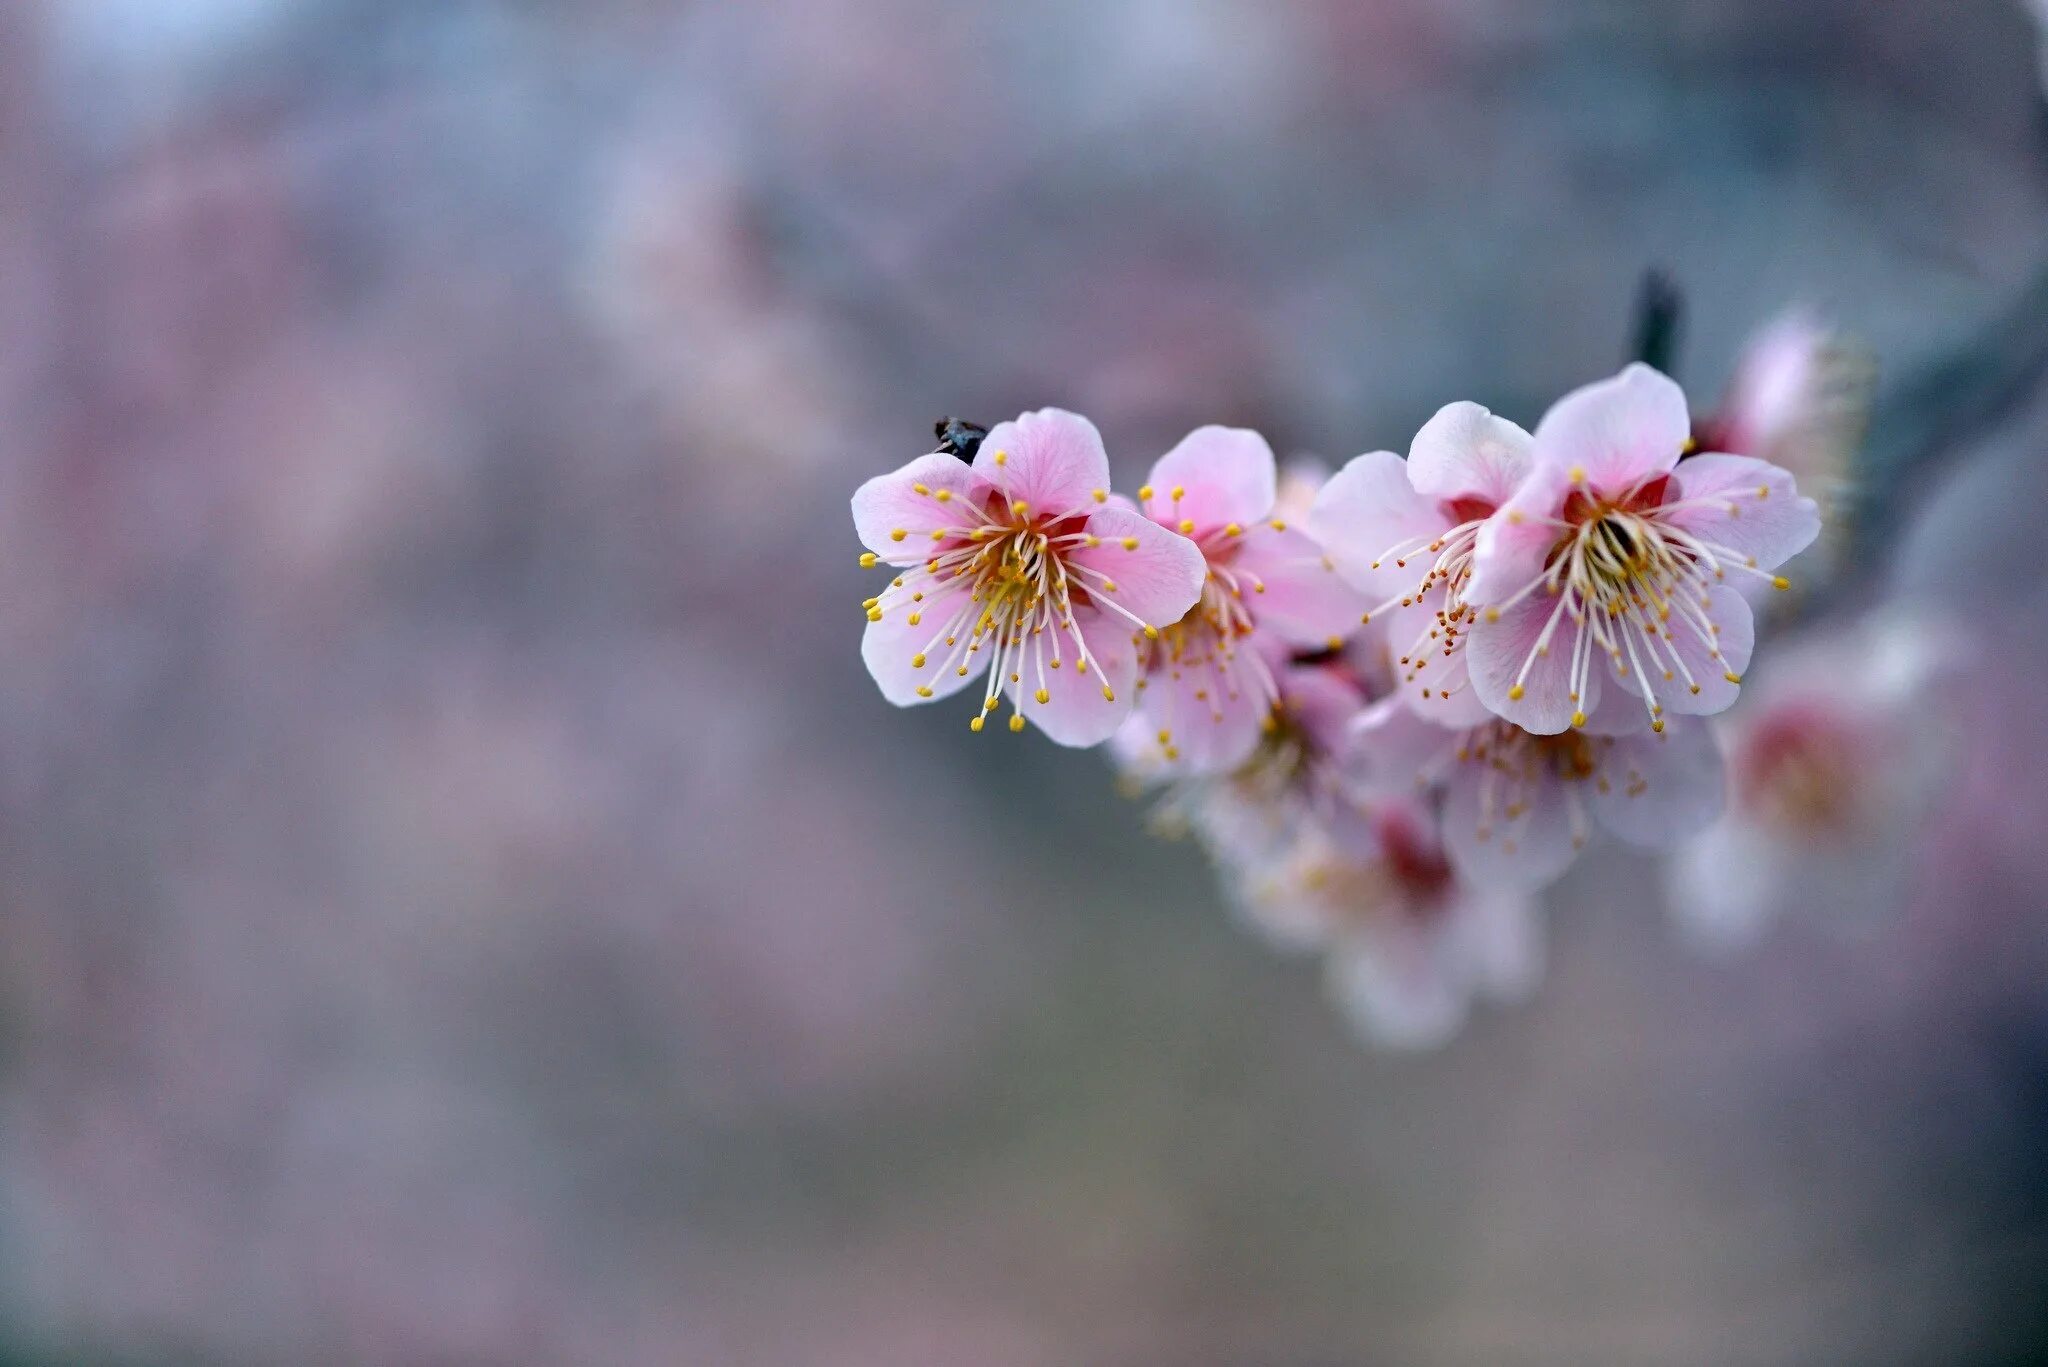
[3,0,2048,1362]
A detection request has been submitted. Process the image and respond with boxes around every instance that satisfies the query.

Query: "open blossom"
[1352,694,1725,891]
[1464,364,1821,735]
[852,408,1205,746]
[1121,428,1364,773]
[1666,611,1959,950]
[1255,799,1542,1049]
[1308,401,1533,727]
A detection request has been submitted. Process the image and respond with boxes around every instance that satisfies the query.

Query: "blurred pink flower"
[1665,611,1958,949]
[1464,364,1819,734]
[1353,698,1726,891]
[853,409,1205,745]
[1261,798,1543,1049]
[1695,310,1870,566]
[1309,401,1534,728]
[1120,427,1362,773]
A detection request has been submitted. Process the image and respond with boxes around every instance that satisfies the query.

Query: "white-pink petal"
[1466,591,1594,735]
[972,407,1113,516]
[1666,452,1821,571]
[1531,363,1690,493]
[1028,604,1139,747]
[1587,720,1725,846]
[859,578,981,706]
[1406,401,1534,505]
[1144,426,1277,531]
[1067,506,1208,631]
[850,452,987,565]
[1306,450,1445,598]
[1229,525,1367,646]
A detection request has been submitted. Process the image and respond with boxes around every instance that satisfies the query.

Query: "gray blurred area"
[2,1,2048,1362]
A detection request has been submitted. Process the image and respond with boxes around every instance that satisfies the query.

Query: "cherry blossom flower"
[1254,799,1543,1049]
[1120,428,1364,773]
[1665,611,1959,950]
[853,409,1206,746]
[1352,695,1726,891]
[1463,364,1821,735]
[1309,401,1534,727]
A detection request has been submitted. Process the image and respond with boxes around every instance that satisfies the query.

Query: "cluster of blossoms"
[854,360,1827,1047]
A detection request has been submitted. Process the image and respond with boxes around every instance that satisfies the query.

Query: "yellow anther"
[957,665,969,676]
[1137,484,1154,502]
[1269,519,1287,531]
[935,489,952,502]
[1035,688,1050,704]
[1689,683,1701,695]
[889,529,907,542]
[907,612,921,626]
[1178,518,1195,533]
[1049,659,1061,669]
[1652,719,1665,734]
[1170,485,1185,501]
[1009,713,1026,732]
[1570,710,1587,728]
[1756,484,1770,498]
[1359,612,1373,625]
[1507,510,1524,525]
[913,482,930,495]
[1157,728,1172,744]
[1101,580,1117,592]
[1508,684,1525,701]
[1163,746,1179,760]
[1568,465,1587,483]
[983,697,998,712]
[1120,536,1139,550]
[1724,671,1742,684]
[1142,624,1159,639]
[866,608,883,622]
[1326,636,1343,651]
[1484,608,1501,623]
[930,529,944,541]
[969,716,985,732]
[1223,522,1242,537]
[862,597,879,608]
[1076,659,1089,674]
[859,552,878,568]
[1101,686,1116,702]
[1771,576,1791,591]
[1091,488,1107,502]
[911,652,927,669]
[915,686,933,698]
[993,449,1008,465]
[1011,499,1030,516]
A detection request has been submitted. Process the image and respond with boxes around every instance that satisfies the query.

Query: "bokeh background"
[4,1,2048,1362]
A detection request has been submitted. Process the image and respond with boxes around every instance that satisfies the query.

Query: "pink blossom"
[1120,427,1365,773]
[1309,401,1534,727]
[1353,696,1726,891]
[1463,364,1820,735]
[853,409,1206,746]
[1666,611,1959,950]
[1251,800,1542,1049]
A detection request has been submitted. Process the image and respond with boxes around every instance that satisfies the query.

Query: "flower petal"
[973,407,1113,515]
[1344,695,1461,795]
[1306,450,1446,598]
[1066,506,1208,630]
[1143,426,1276,531]
[1607,583,1755,719]
[850,452,989,566]
[1664,452,1821,571]
[1133,633,1271,774]
[1466,590,1597,735]
[1382,595,1494,727]
[859,577,983,706]
[1462,465,1569,605]
[1229,525,1367,646]
[1027,603,1139,747]
[1588,718,1725,846]
[1442,759,1579,891]
[1406,401,1534,506]
[1531,363,1689,493]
